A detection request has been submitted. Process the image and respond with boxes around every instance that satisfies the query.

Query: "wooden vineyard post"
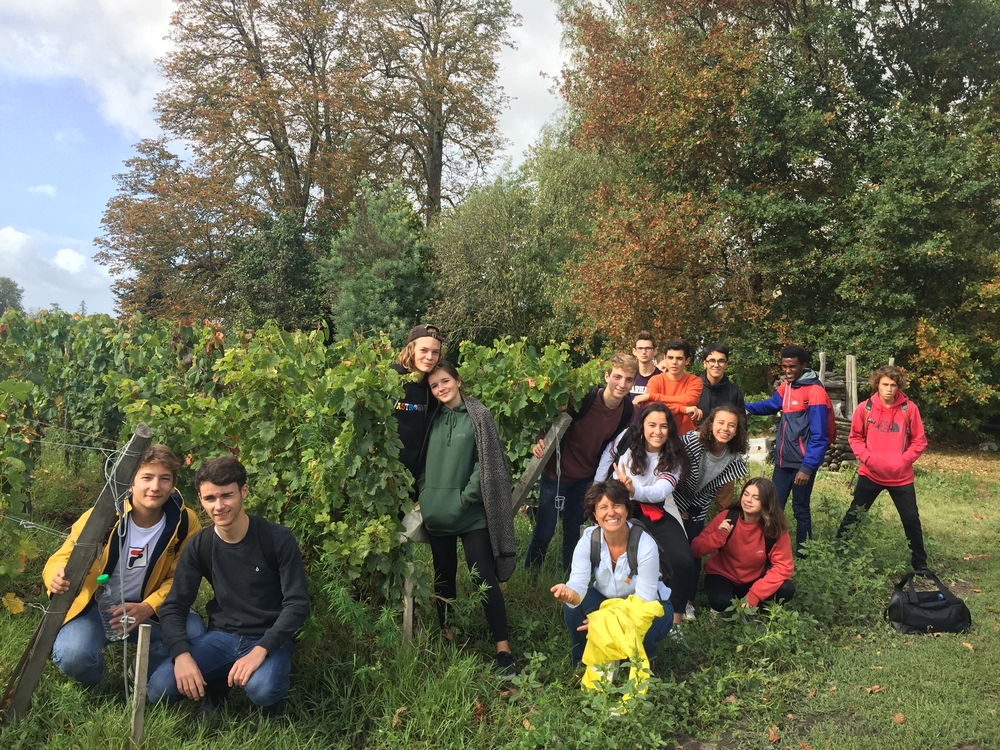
[510,412,573,518]
[129,623,152,749]
[0,424,154,724]
[845,355,858,416]
[818,352,827,385]
[402,563,415,645]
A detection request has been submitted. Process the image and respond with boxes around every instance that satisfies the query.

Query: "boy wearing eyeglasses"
[691,343,745,425]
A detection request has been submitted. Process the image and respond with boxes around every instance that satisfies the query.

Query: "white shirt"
[106,514,165,602]
[564,523,672,608]
[595,429,684,530]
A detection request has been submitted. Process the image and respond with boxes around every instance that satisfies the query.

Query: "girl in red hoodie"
[691,478,795,612]
[837,365,929,573]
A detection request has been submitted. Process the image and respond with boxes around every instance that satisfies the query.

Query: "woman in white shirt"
[594,403,692,626]
[551,480,673,665]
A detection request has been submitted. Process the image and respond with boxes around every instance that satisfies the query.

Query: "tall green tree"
[0,277,23,315]
[321,183,432,344]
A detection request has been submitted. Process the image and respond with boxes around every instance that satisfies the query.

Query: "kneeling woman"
[595,404,692,626]
[690,477,795,612]
[551,480,673,665]
[419,362,517,675]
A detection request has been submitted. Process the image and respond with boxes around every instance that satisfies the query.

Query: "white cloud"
[54,247,85,273]
[0,225,115,314]
[54,127,84,146]
[0,0,175,137]
[28,183,57,197]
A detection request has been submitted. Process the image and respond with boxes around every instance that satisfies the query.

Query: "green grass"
[2,447,999,748]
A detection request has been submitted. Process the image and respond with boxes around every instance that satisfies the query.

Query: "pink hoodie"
[848,391,927,487]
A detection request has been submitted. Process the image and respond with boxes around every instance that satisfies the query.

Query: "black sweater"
[391,363,436,479]
[160,515,309,659]
[696,373,745,423]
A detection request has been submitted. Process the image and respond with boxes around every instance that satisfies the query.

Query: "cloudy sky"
[0,0,566,315]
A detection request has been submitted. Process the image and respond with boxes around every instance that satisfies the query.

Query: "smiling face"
[643,409,670,452]
[662,349,691,378]
[780,357,806,383]
[703,352,728,384]
[412,336,443,374]
[130,461,175,515]
[428,368,463,409]
[198,481,249,531]
[740,484,762,517]
[877,376,899,406]
[711,410,738,446]
[605,367,637,402]
[594,495,628,535]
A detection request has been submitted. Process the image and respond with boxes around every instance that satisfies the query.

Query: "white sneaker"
[682,603,696,621]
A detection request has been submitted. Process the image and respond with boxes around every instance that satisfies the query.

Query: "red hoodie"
[691,510,794,607]
[848,391,927,487]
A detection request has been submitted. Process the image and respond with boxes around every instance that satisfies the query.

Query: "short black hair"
[663,338,692,359]
[701,343,730,361]
[194,456,247,491]
[780,344,808,364]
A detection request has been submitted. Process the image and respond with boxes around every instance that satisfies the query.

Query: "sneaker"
[914,566,933,578]
[683,603,696,622]
[493,651,518,680]
[667,625,684,641]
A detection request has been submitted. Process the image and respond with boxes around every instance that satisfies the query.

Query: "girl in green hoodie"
[420,361,517,678]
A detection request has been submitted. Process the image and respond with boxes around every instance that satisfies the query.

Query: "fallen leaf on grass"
[865,685,882,694]
[986,606,995,612]
[871,665,883,670]
[963,642,975,651]
[973,515,985,521]
[472,701,484,726]
[722,695,737,705]
[391,706,407,727]
[798,743,816,750]
[829,685,837,693]
[787,713,795,719]
[768,726,780,743]
[892,713,906,725]
[806,688,816,698]
[1,593,24,614]
[500,688,519,697]
[989,709,996,716]
[963,553,989,560]
[522,719,535,731]
[972,589,982,593]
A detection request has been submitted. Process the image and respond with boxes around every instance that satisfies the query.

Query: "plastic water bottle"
[95,574,127,642]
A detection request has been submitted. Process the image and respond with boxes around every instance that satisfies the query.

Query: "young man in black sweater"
[147,457,309,715]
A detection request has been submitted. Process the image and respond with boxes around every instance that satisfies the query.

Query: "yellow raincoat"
[581,594,664,702]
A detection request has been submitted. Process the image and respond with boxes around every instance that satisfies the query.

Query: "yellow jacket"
[581,595,664,695]
[42,491,200,624]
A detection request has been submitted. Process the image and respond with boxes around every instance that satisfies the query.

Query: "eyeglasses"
[705,358,728,366]
[635,346,654,352]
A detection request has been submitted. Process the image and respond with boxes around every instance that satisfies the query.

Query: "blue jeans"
[52,605,206,687]
[564,588,674,665]
[772,466,815,555]
[146,631,295,707]
[524,476,591,571]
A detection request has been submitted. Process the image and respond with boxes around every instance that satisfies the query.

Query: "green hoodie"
[418,401,487,536]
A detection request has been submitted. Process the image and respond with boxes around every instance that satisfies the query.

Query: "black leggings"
[703,574,796,612]
[428,527,509,643]
[629,509,695,615]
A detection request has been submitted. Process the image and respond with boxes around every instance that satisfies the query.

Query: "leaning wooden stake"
[818,352,827,385]
[846,355,858,415]
[129,623,152,749]
[0,423,154,724]
[402,563,415,645]
[510,412,573,518]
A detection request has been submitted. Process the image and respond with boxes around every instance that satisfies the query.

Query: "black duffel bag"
[886,571,972,634]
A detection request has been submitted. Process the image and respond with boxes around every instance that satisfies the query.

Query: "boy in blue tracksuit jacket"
[746,345,832,554]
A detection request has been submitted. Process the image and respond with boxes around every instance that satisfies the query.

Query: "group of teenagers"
[41,324,929,712]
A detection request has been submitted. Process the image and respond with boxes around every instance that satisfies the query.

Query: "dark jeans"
[564,587,674,665]
[772,466,815,554]
[837,475,927,569]
[524,475,591,571]
[703,574,796,612]
[683,516,707,601]
[629,511,694,615]
[428,527,509,643]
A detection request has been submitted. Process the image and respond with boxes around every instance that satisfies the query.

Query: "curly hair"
[739,477,787,540]
[870,364,906,392]
[615,403,689,482]
[696,404,749,455]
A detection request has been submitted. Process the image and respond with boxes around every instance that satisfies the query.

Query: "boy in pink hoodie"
[837,365,929,572]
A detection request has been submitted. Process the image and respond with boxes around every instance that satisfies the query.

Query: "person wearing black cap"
[392,324,444,482]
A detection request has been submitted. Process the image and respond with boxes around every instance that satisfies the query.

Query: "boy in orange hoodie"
[632,338,703,435]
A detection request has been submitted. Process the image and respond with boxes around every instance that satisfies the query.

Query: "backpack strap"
[862,397,874,442]
[573,386,600,422]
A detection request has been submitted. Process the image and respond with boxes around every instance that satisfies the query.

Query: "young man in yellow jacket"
[42,445,204,686]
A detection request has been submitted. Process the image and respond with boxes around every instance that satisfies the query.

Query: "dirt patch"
[918,448,1000,480]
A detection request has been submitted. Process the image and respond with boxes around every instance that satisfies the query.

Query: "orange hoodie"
[641,372,703,435]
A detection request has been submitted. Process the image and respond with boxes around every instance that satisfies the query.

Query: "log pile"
[821,417,857,472]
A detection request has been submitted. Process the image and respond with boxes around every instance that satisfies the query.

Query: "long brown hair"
[696,404,749,455]
[740,477,787,540]
[617,404,689,482]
